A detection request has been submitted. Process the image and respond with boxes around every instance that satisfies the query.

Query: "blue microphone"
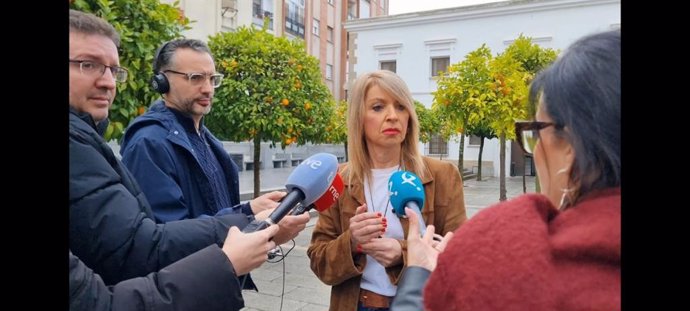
[243,153,339,233]
[389,170,427,236]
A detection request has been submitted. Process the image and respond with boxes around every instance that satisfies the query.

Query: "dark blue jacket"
[120,100,251,223]
[69,108,252,286]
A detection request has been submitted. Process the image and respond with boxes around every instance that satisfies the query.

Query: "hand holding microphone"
[243,153,339,244]
[290,173,344,216]
[273,172,343,245]
[223,224,280,275]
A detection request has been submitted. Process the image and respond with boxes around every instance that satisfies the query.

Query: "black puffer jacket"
[69,246,245,311]
[69,108,252,285]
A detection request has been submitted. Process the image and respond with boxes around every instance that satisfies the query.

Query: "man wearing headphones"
[120,39,307,229]
[69,9,297,310]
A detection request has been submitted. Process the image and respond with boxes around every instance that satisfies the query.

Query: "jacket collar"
[69,106,110,137]
[341,157,435,206]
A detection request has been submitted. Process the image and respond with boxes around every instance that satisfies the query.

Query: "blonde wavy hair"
[344,70,427,186]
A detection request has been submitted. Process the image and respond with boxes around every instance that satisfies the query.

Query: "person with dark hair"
[69,9,302,310]
[391,29,621,311]
[119,38,307,229]
[307,70,467,311]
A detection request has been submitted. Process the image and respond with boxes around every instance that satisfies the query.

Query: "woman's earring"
[559,188,573,210]
[556,166,573,210]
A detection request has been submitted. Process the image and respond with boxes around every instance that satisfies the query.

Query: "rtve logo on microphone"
[302,158,322,170]
[326,185,340,201]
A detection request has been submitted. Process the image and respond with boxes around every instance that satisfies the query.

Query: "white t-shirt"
[359,165,404,297]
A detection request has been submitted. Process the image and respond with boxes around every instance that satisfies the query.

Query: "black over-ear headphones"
[151,41,172,94]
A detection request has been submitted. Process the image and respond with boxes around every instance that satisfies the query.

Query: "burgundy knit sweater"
[424,188,620,311]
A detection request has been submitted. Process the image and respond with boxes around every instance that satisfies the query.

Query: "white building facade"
[345,0,620,176]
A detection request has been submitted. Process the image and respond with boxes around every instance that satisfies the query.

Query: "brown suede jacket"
[307,157,467,311]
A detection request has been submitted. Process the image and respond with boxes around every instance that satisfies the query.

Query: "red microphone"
[289,173,343,215]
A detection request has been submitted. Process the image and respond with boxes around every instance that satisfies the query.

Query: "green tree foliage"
[70,0,190,141]
[501,35,558,194]
[432,45,493,172]
[432,37,556,200]
[486,50,530,200]
[414,100,438,143]
[325,100,349,160]
[205,25,335,197]
[503,34,559,78]
[486,36,557,200]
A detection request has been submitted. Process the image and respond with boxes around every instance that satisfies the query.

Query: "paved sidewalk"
[239,168,536,311]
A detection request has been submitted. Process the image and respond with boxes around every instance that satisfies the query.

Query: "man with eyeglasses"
[119,39,307,231]
[69,9,304,310]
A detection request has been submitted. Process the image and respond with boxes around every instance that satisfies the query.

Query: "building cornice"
[344,0,620,32]
[373,43,403,50]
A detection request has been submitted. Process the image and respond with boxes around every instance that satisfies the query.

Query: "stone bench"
[273,153,288,168]
[291,153,305,166]
[244,155,262,171]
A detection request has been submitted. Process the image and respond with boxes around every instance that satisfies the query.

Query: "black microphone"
[289,173,343,216]
[242,153,339,233]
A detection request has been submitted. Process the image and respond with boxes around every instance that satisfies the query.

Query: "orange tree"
[206,25,335,197]
[484,52,530,200]
[433,37,555,200]
[71,0,190,141]
[482,36,557,200]
[324,100,349,160]
[415,100,438,144]
[432,45,493,173]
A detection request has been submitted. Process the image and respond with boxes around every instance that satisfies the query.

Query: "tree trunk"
[344,142,348,162]
[458,133,465,174]
[477,136,484,181]
[253,135,261,198]
[499,133,507,201]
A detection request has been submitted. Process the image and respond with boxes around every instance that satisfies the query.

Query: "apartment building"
[162,0,388,103]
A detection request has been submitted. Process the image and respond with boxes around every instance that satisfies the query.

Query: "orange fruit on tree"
[281,98,289,106]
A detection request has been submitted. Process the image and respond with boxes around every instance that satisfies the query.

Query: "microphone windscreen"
[311,173,344,212]
[285,153,339,206]
[388,170,425,217]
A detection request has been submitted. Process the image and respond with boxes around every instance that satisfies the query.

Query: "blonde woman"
[308,70,467,311]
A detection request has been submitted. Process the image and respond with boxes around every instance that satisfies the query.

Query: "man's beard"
[181,97,212,115]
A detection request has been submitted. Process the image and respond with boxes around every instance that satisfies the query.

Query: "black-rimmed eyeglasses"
[69,60,128,83]
[164,70,224,88]
[514,121,557,155]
